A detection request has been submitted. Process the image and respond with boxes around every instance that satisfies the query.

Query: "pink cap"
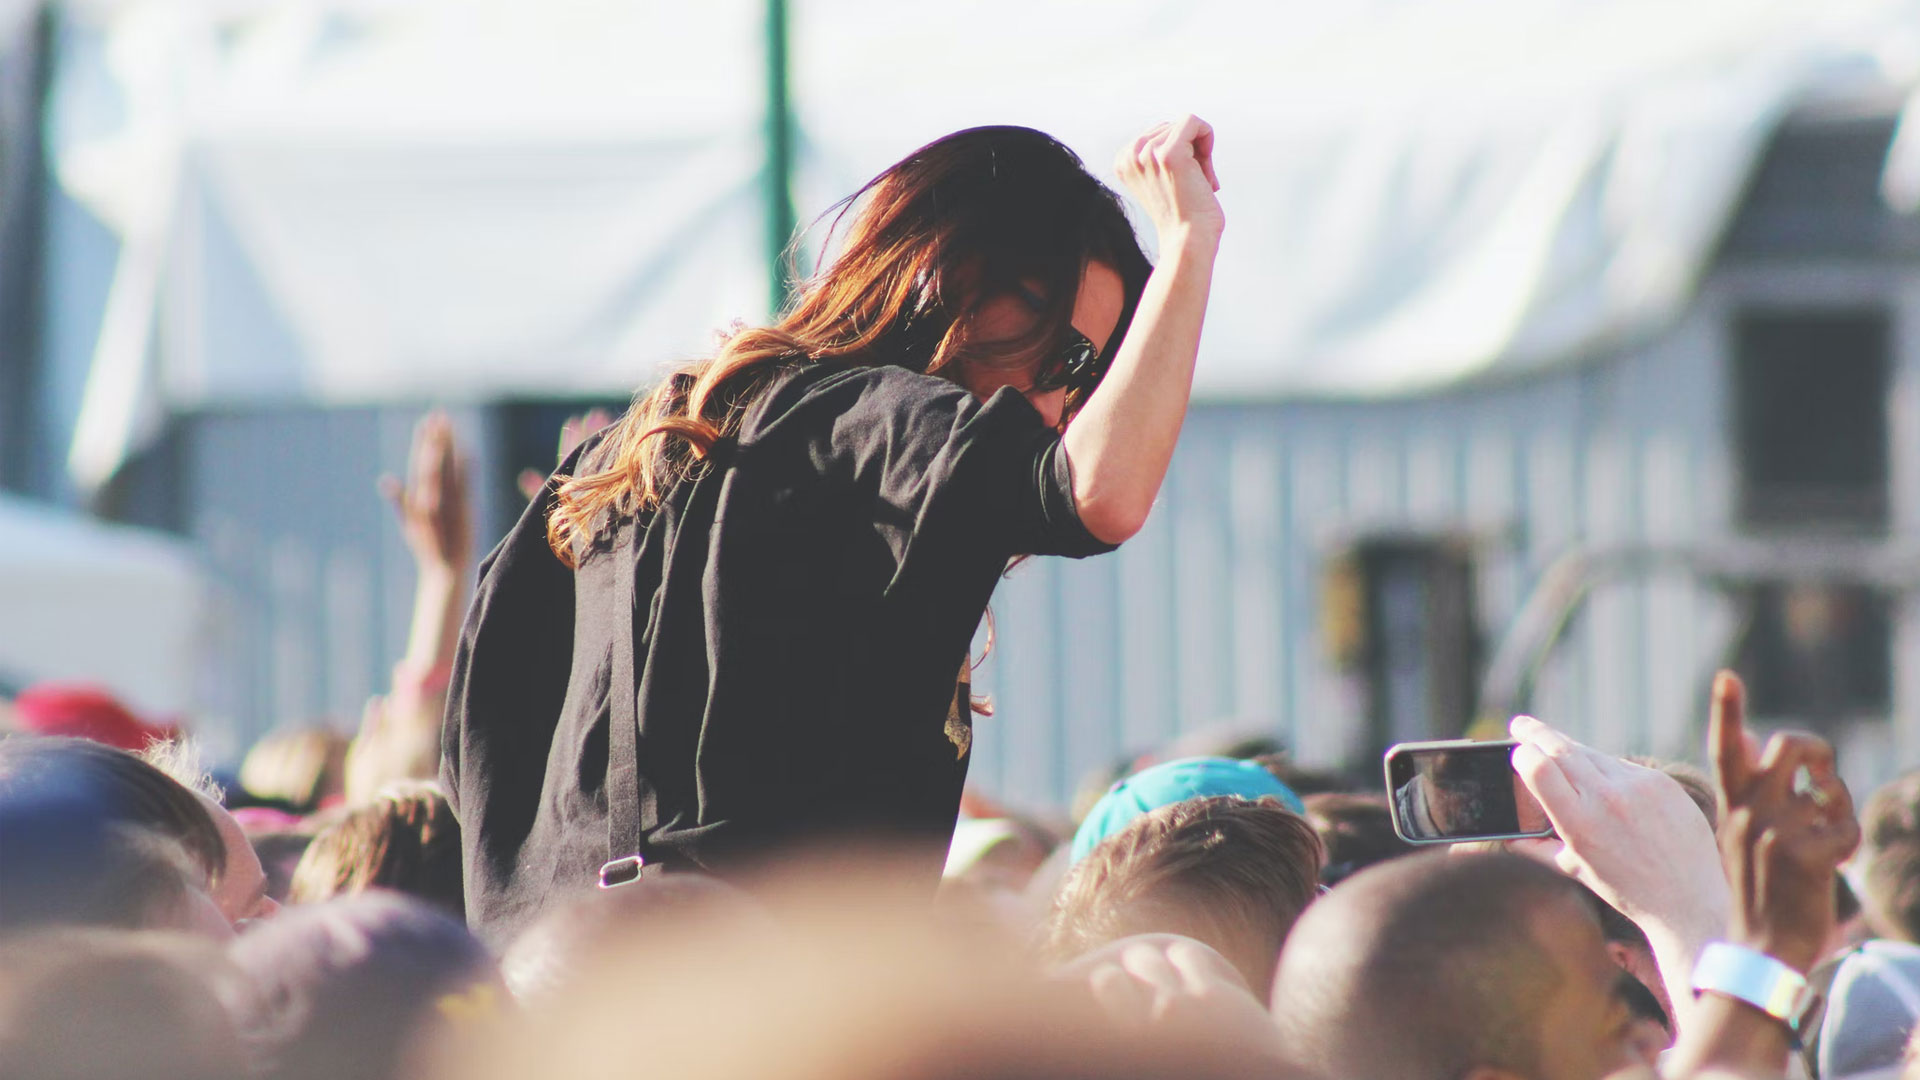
[13,683,179,751]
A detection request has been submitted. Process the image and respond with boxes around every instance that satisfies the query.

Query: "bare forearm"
[1063,230,1217,543]
[1642,915,1718,1038]
[1662,994,1792,1077]
[1667,927,1827,1077]
[402,563,465,675]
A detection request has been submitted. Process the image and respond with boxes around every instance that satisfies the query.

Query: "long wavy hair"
[547,125,1153,565]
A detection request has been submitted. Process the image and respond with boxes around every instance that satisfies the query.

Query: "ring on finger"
[1791,765,1834,807]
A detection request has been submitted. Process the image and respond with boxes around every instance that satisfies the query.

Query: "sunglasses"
[1009,283,1110,398]
[1028,327,1108,397]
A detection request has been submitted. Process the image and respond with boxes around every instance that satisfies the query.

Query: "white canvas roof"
[0,493,208,716]
[49,0,1920,488]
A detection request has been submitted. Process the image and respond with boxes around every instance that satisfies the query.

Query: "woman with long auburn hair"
[444,117,1225,945]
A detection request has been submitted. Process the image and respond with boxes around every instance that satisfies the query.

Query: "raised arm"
[1664,672,1860,1078]
[348,411,473,803]
[1063,116,1224,545]
[382,411,473,684]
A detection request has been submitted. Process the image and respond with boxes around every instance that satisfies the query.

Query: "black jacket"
[442,363,1115,946]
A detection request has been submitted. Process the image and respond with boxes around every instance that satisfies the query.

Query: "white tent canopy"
[48,0,1920,485]
[795,0,1920,395]
[0,493,208,716]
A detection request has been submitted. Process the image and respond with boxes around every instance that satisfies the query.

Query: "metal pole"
[0,3,52,495]
[765,0,796,314]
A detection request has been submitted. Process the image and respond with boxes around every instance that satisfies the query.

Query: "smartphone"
[1383,739,1554,844]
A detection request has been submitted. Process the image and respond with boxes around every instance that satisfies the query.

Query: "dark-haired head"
[549,125,1150,563]
[0,736,229,936]
[810,125,1152,389]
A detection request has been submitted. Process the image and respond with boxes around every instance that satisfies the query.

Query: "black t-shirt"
[442,363,1116,946]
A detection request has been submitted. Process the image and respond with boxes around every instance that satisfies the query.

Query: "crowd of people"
[0,117,1912,1080]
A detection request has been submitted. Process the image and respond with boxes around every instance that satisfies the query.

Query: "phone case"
[1382,738,1554,845]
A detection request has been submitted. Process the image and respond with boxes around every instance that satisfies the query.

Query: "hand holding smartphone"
[1384,739,1554,844]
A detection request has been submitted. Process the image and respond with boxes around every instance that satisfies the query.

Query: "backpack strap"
[1796,944,1859,1077]
[599,518,659,889]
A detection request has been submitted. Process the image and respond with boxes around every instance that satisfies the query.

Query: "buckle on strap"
[598,854,645,889]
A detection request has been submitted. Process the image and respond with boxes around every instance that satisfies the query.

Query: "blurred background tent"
[0,493,208,716]
[12,0,1920,796]
[40,0,1920,478]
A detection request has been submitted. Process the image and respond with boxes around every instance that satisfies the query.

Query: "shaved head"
[1270,852,1606,1080]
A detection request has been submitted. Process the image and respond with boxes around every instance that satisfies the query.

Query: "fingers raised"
[1709,670,1751,815]
[410,412,446,500]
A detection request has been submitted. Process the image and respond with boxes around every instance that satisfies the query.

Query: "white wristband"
[1690,942,1818,1040]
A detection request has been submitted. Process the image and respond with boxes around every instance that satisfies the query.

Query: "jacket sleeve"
[800,367,1120,569]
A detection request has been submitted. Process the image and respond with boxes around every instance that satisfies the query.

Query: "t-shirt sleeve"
[801,367,1120,563]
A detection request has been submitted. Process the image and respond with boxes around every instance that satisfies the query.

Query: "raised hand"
[1114,115,1225,246]
[376,411,474,762]
[1665,672,1862,1077]
[1709,671,1859,973]
[1507,716,1728,938]
[517,408,614,501]
[1061,119,1222,543]
[379,411,472,575]
[1504,715,1728,1035]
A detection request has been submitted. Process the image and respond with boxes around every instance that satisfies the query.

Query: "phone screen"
[1384,740,1552,843]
